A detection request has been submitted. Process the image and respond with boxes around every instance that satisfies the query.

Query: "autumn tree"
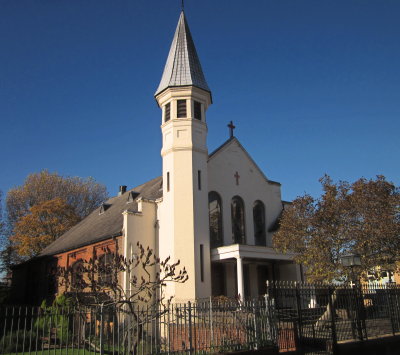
[0,191,7,274]
[6,170,108,226]
[273,175,400,282]
[0,190,4,241]
[1,170,108,272]
[11,198,80,258]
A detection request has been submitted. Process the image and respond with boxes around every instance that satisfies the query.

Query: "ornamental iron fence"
[266,281,400,354]
[0,282,399,354]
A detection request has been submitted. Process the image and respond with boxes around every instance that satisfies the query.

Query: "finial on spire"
[228,121,236,138]
[181,0,184,11]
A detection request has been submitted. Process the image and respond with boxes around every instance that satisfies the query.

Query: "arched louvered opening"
[177,99,187,118]
[194,101,202,120]
[165,102,171,122]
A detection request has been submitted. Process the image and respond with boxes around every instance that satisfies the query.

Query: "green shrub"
[34,294,73,345]
[0,330,38,353]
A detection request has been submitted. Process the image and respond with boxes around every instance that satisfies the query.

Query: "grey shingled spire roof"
[155,11,210,96]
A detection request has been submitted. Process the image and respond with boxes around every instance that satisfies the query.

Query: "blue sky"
[1,0,399,203]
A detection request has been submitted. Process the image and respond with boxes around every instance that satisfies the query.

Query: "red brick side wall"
[11,236,122,304]
[55,236,121,269]
[168,324,247,352]
[53,236,122,296]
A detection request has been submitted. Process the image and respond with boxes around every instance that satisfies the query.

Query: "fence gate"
[267,282,335,354]
[267,281,400,355]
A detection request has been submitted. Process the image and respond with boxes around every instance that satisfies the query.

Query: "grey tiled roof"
[155,11,210,96]
[40,176,163,256]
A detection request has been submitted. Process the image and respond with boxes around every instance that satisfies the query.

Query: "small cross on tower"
[228,121,236,139]
[234,171,240,186]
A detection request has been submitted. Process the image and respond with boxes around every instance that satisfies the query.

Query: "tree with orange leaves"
[273,175,400,283]
[11,198,80,258]
[0,170,108,274]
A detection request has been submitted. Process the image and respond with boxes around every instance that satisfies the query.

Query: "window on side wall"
[253,200,266,246]
[231,196,246,244]
[209,191,223,248]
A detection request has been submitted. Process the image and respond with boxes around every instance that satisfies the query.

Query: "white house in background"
[39,11,302,303]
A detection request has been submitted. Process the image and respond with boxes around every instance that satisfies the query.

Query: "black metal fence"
[266,281,400,354]
[0,299,276,354]
[0,282,399,354]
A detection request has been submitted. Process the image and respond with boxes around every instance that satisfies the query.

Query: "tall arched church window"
[253,200,266,246]
[209,192,223,248]
[231,196,246,244]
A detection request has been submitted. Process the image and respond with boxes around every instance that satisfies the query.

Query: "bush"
[33,294,73,345]
[0,330,38,353]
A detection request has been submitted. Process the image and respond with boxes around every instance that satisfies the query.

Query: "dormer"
[99,203,111,215]
[127,191,140,204]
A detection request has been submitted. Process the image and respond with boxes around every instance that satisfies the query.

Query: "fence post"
[295,282,303,353]
[266,282,278,346]
[355,284,365,341]
[99,304,104,355]
[209,296,214,348]
[253,300,259,350]
[188,301,193,355]
[386,284,396,336]
[328,286,338,355]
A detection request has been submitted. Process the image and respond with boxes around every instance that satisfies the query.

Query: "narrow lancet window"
[231,196,246,244]
[167,172,170,192]
[209,191,223,248]
[198,170,201,190]
[200,244,204,282]
[253,200,266,246]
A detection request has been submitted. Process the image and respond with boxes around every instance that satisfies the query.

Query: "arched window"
[71,259,84,290]
[231,196,246,244]
[209,192,223,248]
[253,200,266,246]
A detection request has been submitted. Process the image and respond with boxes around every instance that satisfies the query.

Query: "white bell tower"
[155,11,212,300]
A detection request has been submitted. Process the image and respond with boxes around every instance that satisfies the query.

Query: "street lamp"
[340,254,361,268]
[341,254,361,284]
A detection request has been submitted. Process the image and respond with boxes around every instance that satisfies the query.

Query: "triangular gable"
[208,137,280,186]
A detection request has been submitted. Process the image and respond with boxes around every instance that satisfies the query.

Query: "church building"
[12,11,301,304]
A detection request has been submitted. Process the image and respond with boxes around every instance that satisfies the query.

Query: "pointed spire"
[155,11,210,97]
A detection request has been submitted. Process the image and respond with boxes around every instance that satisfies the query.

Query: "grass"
[3,350,99,355]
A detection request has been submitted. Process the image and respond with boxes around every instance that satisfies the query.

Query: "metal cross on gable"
[228,121,236,139]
